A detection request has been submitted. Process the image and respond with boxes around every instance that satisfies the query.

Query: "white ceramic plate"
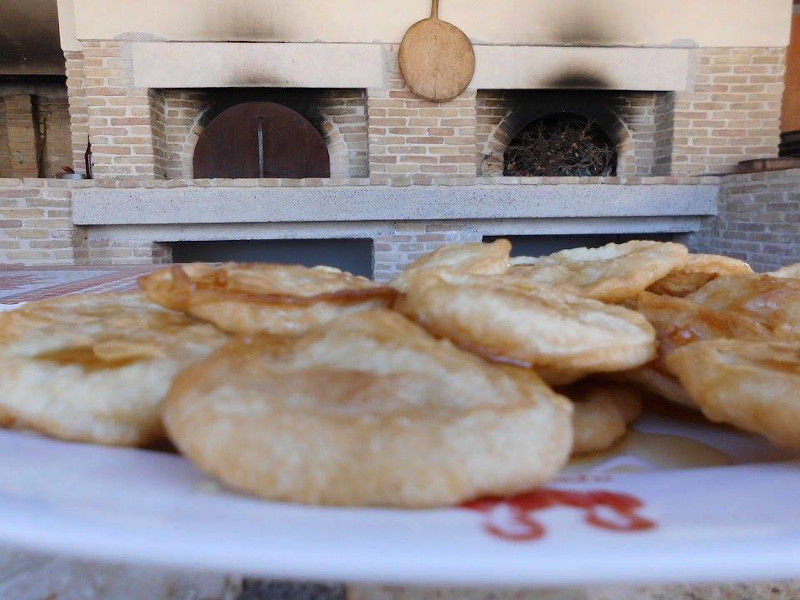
[0,418,798,586]
[2,305,800,585]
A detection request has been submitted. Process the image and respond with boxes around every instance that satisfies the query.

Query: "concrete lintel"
[130,42,384,88]
[72,184,718,226]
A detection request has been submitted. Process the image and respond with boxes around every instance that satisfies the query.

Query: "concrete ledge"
[85,216,707,244]
[72,184,718,226]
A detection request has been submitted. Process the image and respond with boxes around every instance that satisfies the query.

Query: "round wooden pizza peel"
[398,0,476,103]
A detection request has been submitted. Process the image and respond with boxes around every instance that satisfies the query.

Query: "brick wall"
[163,90,208,179]
[319,89,368,178]
[0,179,83,264]
[65,50,88,173]
[373,223,483,282]
[4,95,39,178]
[148,89,167,179]
[368,45,477,186]
[672,47,786,175]
[653,93,675,176]
[683,168,800,271]
[83,41,163,178]
[39,96,74,178]
[0,100,10,177]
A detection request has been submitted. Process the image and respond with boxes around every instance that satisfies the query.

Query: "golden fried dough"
[631,291,770,407]
[396,271,656,385]
[390,239,511,292]
[0,292,228,446]
[611,366,696,409]
[562,381,642,455]
[506,240,689,303]
[646,254,753,297]
[687,275,800,340]
[666,339,800,448]
[139,263,397,335]
[769,263,800,279]
[636,291,772,365]
[164,309,573,508]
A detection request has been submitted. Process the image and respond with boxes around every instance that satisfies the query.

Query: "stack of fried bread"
[2,240,799,507]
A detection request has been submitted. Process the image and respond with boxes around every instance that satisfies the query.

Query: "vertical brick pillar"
[65,50,89,173]
[0,99,11,176]
[3,95,40,178]
[82,41,165,179]
[367,45,476,185]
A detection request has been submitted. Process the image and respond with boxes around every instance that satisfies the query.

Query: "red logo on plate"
[462,488,656,541]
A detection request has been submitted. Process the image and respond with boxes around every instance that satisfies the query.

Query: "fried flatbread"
[630,291,771,407]
[646,254,752,297]
[636,291,772,368]
[506,240,689,303]
[562,381,642,455]
[396,270,656,385]
[390,239,511,292]
[139,263,397,335]
[611,366,696,409]
[666,339,800,448]
[164,309,573,507]
[687,275,800,340]
[769,263,800,279]
[0,292,228,446]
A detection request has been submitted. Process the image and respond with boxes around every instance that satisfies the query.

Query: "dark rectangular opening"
[168,238,374,278]
[483,233,676,258]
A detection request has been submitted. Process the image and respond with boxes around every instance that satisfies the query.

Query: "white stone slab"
[130,42,384,88]
[72,184,718,226]
[472,47,694,91]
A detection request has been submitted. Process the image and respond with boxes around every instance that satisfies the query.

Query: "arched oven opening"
[503,112,616,177]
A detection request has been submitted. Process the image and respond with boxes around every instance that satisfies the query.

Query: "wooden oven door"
[192,101,330,179]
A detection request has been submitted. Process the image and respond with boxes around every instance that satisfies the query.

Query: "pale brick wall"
[368,45,477,186]
[83,41,164,178]
[163,90,208,179]
[4,95,39,178]
[0,100,10,177]
[319,89,369,178]
[65,50,89,173]
[373,223,483,282]
[0,179,84,264]
[672,47,786,175]
[653,93,675,176]
[39,96,74,178]
[682,168,800,271]
[148,89,168,179]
